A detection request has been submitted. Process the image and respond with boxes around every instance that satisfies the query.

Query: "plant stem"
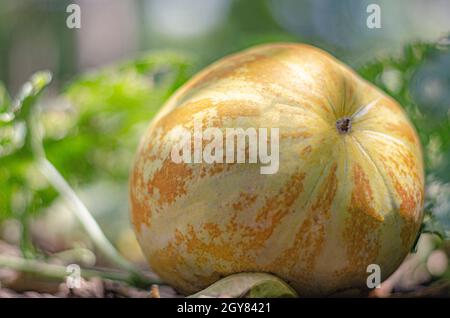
[26,96,153,287]
[34,156,154,287]
[0,254,161,285]
[37,158,132,271]
[11,72,156,288]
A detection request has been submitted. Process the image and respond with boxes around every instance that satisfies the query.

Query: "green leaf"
[0,72,52,158]
[188,273,298,298]
[1,52,192,222]
[421,180,450,244]
[58,51,192,182]
[13,71,52,119]
[0,71,53,223]
[421,211,450,241]
[0,82,11,113]
[0,83,13,126]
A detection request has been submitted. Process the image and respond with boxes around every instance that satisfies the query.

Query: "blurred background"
[0,0,450,297]
[2,0,450,93]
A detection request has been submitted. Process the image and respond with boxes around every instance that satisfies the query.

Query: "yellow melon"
[129,43,424,296]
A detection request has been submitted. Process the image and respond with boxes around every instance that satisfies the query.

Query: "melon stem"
[336,117,352,134]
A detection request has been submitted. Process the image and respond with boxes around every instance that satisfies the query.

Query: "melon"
[129,43,424,296]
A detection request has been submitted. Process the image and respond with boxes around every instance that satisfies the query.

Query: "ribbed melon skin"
[129,43,424,296]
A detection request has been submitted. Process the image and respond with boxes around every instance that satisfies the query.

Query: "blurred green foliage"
[0,72,53,223]
[0,51,192,223]
[55,51,191,182]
